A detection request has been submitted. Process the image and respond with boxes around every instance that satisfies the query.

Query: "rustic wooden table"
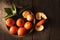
[0,0,60,40]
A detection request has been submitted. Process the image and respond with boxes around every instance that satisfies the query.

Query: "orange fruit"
[22,10,30,18]
[24,22,32,30]
[9,26,18,35]
[27,14,33,21]
[36,19,45,27]
[6,18,15,27]
[18,27,26,36]
[16,18,25,27]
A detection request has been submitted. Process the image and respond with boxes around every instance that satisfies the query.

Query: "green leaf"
[12,3,16,10]
[11,3,16,14]
[4,14,15,20]
[4,8,13,15]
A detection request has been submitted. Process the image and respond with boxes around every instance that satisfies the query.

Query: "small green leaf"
[12,3,16,10]
[11,3,16,14]
[4,8,13,15]
[4,14,15,20]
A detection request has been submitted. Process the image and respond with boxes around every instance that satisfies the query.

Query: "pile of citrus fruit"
[4,4,47,37]
[5,10,34,37]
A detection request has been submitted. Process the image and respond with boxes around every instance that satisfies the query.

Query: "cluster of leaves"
[4,3,30,20]
[4,3,16,19]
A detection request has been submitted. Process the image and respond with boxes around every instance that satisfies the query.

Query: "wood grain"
[33,0,60,40]
[0,0,60,40]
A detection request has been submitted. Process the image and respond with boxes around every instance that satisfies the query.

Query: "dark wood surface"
[0,0,60,40]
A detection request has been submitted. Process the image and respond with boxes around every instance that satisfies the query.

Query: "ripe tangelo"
[16,18,25,27]
[27,14,33,21]
[9,26,18,35]
[22,10,30,18]
[6,18,15,27]
[24,22,32,30]
[18,27,26,36]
